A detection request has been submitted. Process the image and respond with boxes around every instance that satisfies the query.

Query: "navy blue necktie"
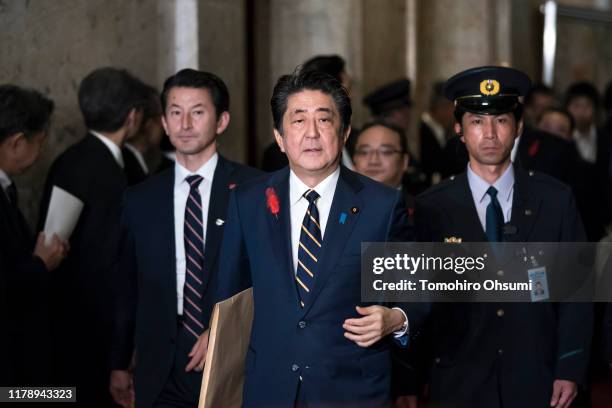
[183,175,205,341]
[485,186,504,242]
[296,189,322,308]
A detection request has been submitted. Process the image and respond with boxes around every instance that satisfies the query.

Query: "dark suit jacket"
[123,147,148,186]
[110,155,261,408]
[38,133,127,402]
[414,169,593,408]
[0,185,50,385]
[217,166,412,408]
[419,120,447,185]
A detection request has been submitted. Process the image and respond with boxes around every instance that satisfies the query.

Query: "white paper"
[43,186,84,245]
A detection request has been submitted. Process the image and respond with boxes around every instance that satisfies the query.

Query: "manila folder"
[199,287,254,408]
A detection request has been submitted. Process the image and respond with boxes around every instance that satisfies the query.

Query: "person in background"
[261,54,355,172]
[0,84,68,386]
[39,67,145,406]
[419,81,455,186]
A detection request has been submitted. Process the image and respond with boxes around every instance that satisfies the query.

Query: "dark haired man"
[216,68,412,407]
[109,69,261,408]
[0,85,68,385]
[414,66,592,408]
[524,83,556,127]
[123,83,166,185]
[39,67,145,405]
[261,54,356,172]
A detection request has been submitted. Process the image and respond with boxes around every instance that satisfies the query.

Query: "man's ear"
[342,125,352,145]
[516,118,524,138]
[6,132,25,152]
[273,128,285,153]
[402,152,410,172]
[161,113,169,136]
[454,123,464,141]
[216,111,231,135]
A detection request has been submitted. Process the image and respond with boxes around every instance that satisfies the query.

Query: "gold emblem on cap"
[480,79,500,96]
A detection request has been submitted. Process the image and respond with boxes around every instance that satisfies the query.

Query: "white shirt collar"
[124,143,149,174]
[289,166,340,206]
[421,111,447,147]
[0,169,11,191]
[467,162,514,205]
[90,130,124,168]
[174,153,219,186]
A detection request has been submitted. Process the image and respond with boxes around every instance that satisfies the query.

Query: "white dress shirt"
[289,167,339,273]
[573,125,598,164]
[124,143,149,174]
[0,169,12,201]
[467,162,514,233]
[174,153,218,314]
[89,130,124,168]
[511,135,521,163]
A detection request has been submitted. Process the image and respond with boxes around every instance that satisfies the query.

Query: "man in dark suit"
[215,69,412,407]
[123,83,166,186]
[414,66,592,408]
[353,120,426,407]
[109,69,261,408]
[419,81,455,186]
[0,85,68,386]
[38,67,145,405]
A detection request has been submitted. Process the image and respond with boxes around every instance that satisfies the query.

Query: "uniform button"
[497,270,504,277]
[498,348,503,355]
[298,321,307,329]
[291,364,300,372]
[497,309,504,317]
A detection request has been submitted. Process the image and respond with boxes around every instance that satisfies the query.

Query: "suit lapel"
[509,169,541,242]
[156,167,179,315]
[447,173,488,242]
[265,168,298,305]
[303,166,362,315]
[202,156,233,293]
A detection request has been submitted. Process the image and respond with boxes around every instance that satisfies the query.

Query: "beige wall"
[0,0,165,226]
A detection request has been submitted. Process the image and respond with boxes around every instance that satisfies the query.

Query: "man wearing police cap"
[413,66,592,408]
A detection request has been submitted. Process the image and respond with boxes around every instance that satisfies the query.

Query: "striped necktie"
[296,189,322,308]
[183,175,206,340]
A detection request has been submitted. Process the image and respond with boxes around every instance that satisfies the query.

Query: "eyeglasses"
[353,148,402,158]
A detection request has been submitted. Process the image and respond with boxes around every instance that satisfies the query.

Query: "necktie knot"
[186,175,204,189]
[486,186,498,199]
[303,189,320,205]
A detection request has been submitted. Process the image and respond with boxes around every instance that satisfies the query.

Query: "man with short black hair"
[109,69,261,408]
[415,66,592,408]
[39,67,145,405]
[217,68,412,407]
[0,84,68,385]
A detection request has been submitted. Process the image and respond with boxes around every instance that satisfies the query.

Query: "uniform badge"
[480,79,500,96]
[444,236,462,243]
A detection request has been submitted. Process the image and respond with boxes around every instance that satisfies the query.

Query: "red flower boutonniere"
[265,187,280,219]
[528,139,540,157]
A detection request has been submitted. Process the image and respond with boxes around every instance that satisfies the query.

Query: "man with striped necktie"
[215,68,413,407]
[109,69,261,408]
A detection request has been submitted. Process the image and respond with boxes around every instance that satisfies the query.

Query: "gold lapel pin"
[444,236,462,243]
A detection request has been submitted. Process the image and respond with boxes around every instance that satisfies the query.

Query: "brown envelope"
[198,287,254,408]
